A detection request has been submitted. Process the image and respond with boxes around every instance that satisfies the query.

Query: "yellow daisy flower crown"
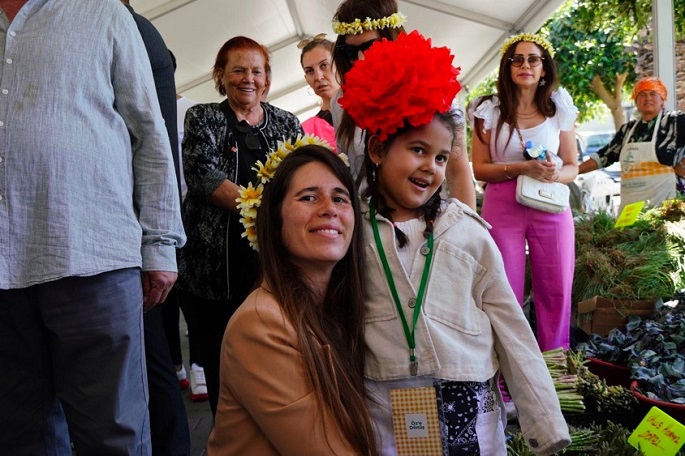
[332,12,407,36]
[236,134,349,251]
[501,32,555,58]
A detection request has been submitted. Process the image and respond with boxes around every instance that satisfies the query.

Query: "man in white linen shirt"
[0,1,186,454]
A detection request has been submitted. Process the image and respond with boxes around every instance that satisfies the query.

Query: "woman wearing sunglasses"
[176,36,303,416]
[470,33,578,362]
[329,0,476,209]
[298,34,340,151]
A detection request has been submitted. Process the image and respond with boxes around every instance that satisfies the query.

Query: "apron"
[619,110,676,209]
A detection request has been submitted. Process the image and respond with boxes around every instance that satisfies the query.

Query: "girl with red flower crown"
[330,0,476,210]
[339,31,570,455]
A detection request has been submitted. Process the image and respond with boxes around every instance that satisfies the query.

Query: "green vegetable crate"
[574,296,655,337]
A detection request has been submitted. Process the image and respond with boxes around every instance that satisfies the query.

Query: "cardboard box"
[574,296,655,336]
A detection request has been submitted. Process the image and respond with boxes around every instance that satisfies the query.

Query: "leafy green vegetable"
[573,198,685,302]
[579,297,685,404]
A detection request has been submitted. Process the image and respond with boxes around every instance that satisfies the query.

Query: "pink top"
[301,112,337,152]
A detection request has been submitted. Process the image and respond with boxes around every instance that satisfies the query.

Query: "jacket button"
[528,439,538,448]
[420,245,430,256]
[408,298,416,308]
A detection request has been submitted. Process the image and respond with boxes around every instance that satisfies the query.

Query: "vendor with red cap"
[579,76,685,209]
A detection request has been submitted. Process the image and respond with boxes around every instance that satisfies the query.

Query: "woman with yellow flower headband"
[471,33,578,356]
[340,30,570,456]
[207,144,377,455]
[329,0,477,210]
[579,76,685,207]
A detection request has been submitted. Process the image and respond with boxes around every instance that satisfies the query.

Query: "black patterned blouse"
[590,110,685,169]
[177,101,303,301]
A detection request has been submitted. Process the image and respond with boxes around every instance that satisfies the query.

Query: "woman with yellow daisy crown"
[340,30,570,455]
[330,0,477,210]
[470,32,578,354]
[207,144,377,455]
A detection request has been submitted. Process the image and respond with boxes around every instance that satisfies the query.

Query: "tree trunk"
[590,73,627,130]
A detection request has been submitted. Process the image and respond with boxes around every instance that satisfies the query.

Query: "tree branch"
[590,73,627,130]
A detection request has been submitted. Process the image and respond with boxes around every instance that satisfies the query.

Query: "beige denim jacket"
[362,199,570,455]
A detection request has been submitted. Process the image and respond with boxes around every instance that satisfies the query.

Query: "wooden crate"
[574,296,655,336]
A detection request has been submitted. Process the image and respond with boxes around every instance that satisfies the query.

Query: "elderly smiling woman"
[176,36,303,416]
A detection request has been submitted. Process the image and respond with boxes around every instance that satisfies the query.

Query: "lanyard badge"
[369,201,434,376]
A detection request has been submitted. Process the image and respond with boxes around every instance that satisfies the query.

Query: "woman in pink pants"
[471,33,578,352]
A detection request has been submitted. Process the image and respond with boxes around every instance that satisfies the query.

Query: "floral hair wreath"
[339,30,462,142]
[236,134,349,251]
[501,32,555,58]
[332,11,406,36]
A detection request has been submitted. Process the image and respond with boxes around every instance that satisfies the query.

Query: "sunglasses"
[234,121,262,151]
[508,55,545,68]
[336,39,379,61]
[297,33,328,49]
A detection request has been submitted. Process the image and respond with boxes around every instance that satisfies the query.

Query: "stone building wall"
[635,34,685,112]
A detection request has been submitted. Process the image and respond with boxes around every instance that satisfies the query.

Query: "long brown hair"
[332,0,406,155]
[474,39,557,149]
[362,111,458,247]
[256,145,376,455]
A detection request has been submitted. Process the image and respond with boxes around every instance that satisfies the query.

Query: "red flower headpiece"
[339,30,461,141]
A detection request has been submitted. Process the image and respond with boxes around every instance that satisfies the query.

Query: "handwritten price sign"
[614,201,645,229]
[629,407,685,455]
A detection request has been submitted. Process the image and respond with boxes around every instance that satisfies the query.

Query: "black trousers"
[162,288,201,367]
[144,305,191,456]
[186,294,241,417]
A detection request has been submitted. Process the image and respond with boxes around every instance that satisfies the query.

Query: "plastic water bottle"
[524,140,547,160]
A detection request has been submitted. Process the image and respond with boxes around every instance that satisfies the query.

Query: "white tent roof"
[138,0,565,120]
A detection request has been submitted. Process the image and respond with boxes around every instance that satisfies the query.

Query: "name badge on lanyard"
[390,387,443,455]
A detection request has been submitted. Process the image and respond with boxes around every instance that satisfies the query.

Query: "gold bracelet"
[504,164,513,180]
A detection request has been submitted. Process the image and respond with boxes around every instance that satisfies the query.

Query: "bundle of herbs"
[573,197,685,303]
[579,296,685,404]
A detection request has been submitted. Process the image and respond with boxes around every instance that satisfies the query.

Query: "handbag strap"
[513,122,526,151]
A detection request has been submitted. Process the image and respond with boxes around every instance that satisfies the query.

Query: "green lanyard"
[369,201,433,376]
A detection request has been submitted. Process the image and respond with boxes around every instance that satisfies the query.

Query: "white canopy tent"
[136,0,566,120]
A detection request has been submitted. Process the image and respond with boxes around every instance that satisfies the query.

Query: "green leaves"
[581,297,685,404]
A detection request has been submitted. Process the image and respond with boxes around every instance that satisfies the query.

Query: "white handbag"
[515,175,570,213]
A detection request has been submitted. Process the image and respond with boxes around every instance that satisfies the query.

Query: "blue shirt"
[0,0,186,289]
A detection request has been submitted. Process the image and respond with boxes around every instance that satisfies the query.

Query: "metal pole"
[652,0,676,111]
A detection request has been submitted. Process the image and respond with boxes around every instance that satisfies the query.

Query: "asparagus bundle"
[565,350,638,413]
[507,422,644,455]
[543,348,586,414]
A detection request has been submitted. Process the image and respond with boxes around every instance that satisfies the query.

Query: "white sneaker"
[176,365,189,390]
[189,363,208,402]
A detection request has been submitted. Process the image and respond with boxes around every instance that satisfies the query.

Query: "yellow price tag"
[615,201,645,228]
[628,406,685,455]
